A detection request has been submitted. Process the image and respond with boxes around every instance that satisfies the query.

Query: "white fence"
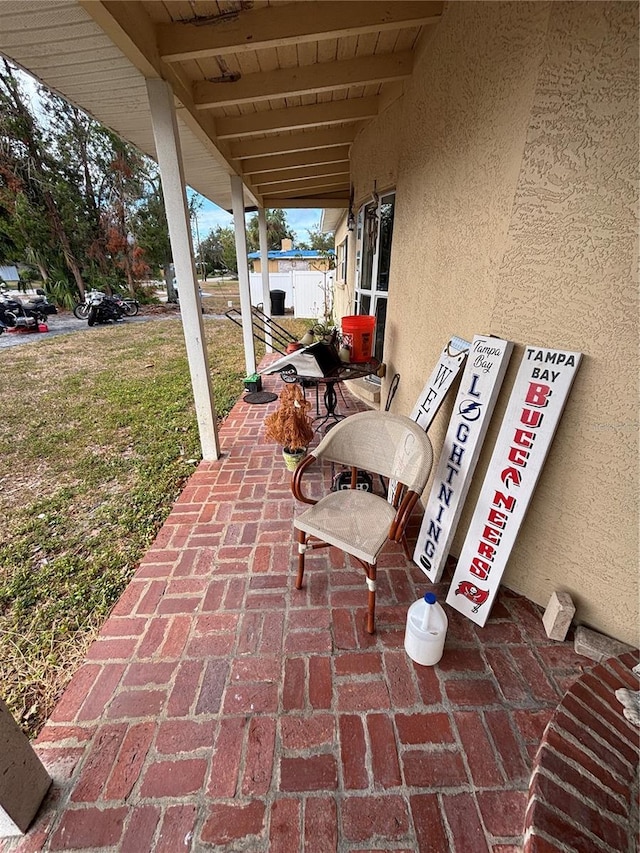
[249,271,333,319]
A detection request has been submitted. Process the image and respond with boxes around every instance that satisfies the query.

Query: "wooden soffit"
[0,0,444,214]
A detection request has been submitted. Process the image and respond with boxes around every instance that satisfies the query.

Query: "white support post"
[146,79,220,461]
[0,699,51,838]
[230,175,256,376]
[258,207,272,352]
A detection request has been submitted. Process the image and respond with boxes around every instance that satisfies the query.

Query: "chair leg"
[295,528,306,590]
[366,564,377,634]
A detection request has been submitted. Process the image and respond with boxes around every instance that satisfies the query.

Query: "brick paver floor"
[2,367,589,853]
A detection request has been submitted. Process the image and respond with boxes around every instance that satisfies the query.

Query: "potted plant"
[264,383,314,470]
[310,321,337,344]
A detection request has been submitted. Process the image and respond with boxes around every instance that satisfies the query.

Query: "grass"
[200,277,244,315]
[0,308,308,737]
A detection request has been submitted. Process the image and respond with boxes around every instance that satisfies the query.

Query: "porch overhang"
[0,0,444,212]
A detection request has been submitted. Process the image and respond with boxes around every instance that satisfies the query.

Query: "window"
[336,238,348,283]
[354,191,395,366]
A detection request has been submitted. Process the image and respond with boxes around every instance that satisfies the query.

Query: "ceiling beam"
[215,97,379,140]
[193,52,413,109]
[158,2,444,62]
[257,175,350,195]
[240,146,351,176]
[254,162,350,187]
[261,186,350,202]
[230,126,358,160]
[264,196,350,209]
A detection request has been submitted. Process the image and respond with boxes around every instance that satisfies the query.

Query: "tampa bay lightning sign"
[414,335,514,582]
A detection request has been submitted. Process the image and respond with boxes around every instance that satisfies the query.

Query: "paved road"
[0,310,166,350]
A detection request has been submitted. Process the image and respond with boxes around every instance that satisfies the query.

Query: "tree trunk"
[42,191,85,299]
[163,263,178,303]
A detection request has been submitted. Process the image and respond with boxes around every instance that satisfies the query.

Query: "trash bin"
[270,290,286,316]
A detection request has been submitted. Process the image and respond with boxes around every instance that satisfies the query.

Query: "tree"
[0,62,168,302]
[0,61,92,296]
[246,208,295,252]
[134,177,172,287]
[44,97,113,282]
[99,136,150,295]
[199,225,238,274]
[297,224,335,252]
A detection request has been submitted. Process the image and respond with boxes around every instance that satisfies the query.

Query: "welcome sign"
[409,336,471,430]
[414,335,513,582]
[446,345,582,626]
[388,336,470,502]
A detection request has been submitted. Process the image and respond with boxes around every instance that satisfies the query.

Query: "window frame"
[336,237,348,284]
[354,190,396,370]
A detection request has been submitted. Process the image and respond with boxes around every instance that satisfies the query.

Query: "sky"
[190,194,324,247]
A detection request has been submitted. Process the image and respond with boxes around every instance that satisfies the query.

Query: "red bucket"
[341,315,376,363]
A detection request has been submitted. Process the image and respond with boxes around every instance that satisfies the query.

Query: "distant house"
[0,265,19,286]
[248,239,334,273]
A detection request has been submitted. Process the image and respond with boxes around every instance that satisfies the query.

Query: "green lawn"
[0,313,307,737]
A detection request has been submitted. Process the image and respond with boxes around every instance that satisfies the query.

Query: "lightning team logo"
[455,580,489,613]
[457,399,482,421]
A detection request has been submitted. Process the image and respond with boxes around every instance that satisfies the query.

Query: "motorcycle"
[0,293,50,333]
[29,288,58,316]
[74,292,139,319]
[85,290,127,326]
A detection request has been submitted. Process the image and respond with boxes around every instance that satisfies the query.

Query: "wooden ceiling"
[0,1,443,213]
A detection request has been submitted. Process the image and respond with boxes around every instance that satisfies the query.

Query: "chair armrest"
[291,453,318,505]
[389,490,420,542]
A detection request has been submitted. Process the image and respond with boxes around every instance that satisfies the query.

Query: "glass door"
[354,191,395,366]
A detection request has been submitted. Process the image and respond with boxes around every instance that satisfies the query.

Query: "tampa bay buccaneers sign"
[446,345,582,626]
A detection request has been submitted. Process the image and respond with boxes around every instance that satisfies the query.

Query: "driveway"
[0,308,177,350]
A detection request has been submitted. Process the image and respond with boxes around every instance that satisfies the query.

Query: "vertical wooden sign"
[388,336,470,502]
[409,336,471,430]
[414,336,513,582]
[446,346,582,626]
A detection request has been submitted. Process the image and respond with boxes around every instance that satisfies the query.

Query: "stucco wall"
[349,1,639,644]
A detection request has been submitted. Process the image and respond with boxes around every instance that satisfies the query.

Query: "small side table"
[294,360,380,432]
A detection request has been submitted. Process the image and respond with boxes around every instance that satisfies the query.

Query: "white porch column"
[230,175,256,375]
[258,207,272,352]
[0,699,51,838]
[146,78,220,461]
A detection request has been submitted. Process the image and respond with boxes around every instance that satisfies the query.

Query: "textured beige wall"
[349,1,639,644]
[333,96,404,323]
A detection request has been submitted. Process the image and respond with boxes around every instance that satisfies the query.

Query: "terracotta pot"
[286,342,303,354]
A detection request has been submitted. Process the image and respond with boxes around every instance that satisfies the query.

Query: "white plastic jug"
[404,592,448,666]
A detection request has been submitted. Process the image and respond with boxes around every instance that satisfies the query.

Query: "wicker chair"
[291,411,434,634]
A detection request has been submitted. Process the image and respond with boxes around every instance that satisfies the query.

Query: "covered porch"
[3,369,635,853]
[0,2,637,850]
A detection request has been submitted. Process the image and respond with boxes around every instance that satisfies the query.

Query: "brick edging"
[523,651,640,853]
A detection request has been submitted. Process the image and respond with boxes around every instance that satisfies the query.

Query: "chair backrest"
[312,411,433,494]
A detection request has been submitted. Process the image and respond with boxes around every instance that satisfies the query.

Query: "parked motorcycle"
[74,292,139,319]
[0,293,49,333]
[30,288,58,316]
[85,290,127,326]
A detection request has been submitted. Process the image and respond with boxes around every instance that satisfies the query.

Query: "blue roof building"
[247,240,334,273]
